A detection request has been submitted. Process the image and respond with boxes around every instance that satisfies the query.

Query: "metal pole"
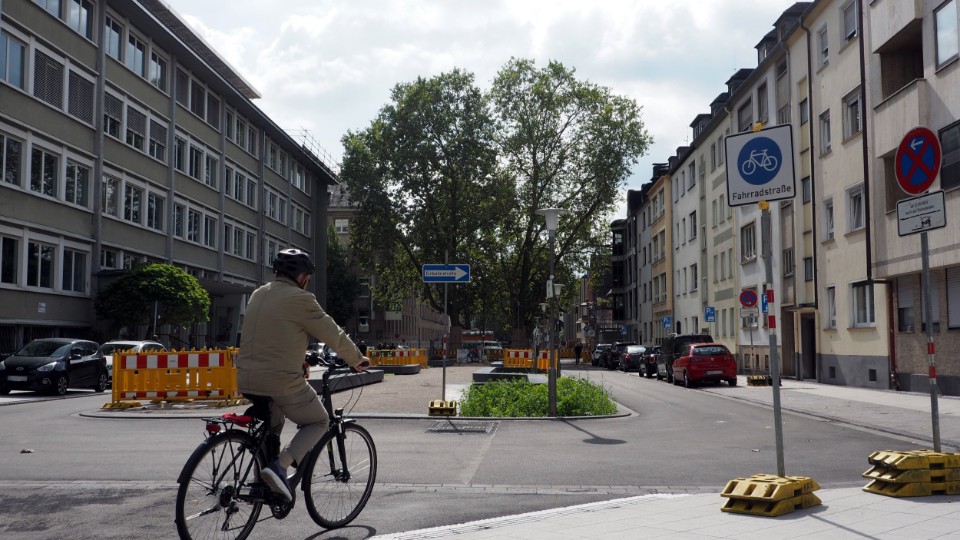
[921,231,941,451]
[761,202,786,477]
[548,228,557,417]
[442,250,448,402]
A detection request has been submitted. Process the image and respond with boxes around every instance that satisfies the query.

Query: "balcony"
[872,79,928,156]
[868,0,922,54]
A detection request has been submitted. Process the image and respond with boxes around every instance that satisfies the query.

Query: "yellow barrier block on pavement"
[428,400,457,416]
[746,375,771,386]
[864,465,960,484]
[867,450,960,470]
[720,474,821,517]
[864,479,960,497]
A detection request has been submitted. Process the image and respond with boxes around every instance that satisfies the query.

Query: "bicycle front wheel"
[304,423,377,529]
[175,430,264,540]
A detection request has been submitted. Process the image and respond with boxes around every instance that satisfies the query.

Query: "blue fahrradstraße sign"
[724,124,796,207]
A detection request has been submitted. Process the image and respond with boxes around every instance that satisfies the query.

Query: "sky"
[163,0,802,220]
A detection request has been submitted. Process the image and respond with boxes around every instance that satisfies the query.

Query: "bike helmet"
[272,248,315,280]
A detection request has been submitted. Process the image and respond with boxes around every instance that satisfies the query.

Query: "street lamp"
[536,207,567,417]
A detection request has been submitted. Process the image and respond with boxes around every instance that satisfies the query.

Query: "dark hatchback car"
[639,345,661,378]
[0,338,108,396]
[605,341,637,369]
[618,345,647,372]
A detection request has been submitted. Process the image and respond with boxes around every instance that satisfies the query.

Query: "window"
[817,24,829,67]
[819,110,831,154]
[826,286,837,328]
[824,198,834,240]
[804,257,814,282]
[30,146,58,197]
[799,98,809,125]
[189,78,205,118]
[0,236,17,284]
[853,282,875,327]
[206,93,220,128]
[149,120,167,161]
[937,1,959,66]
[187,209,201,242]
[948,267,960,329]
[123,184,143,224]
[65,161,89,207]
[125,33,146,76]
[718,133,725,165]
[801,176,812,203]
[102,176,120,217]
[842,87,862,139]
[104,93,122,138]
[149,51,167,90]
[204,155,218,188]
[188,145,202,179]
[710,143,717,171]
[173,204,184,237]
[27,241,54,288]
[738,99,753,132]
[939,121,960,191]
[147,192,164,231]
[689,211,697,241]
[782,247,795,277]
[67,70,94,124]
[105,17,123,61]
[1,31,27,89]
[62,249,85,293]
[204,216,217,248]
[33,50,64,109]
[690,263,698,291]
[847,184,865,232]
[897,276,915,332]
[757,83,768,124]
[711,200,718,227]
[359,277,371,297]
[36,0,61,18]
[842,1,858,42]
[741,222,756,261]
[126,107,147,151]
[174,136,185,172]
[175,69,189,107]
[687,162,695,191]
[2,133,23,186]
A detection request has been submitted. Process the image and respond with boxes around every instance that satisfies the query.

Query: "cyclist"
[236,248,370,502]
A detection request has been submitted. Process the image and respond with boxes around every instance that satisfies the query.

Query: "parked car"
[591,344,611,366]
[0,338,108,396]
[640,345,661,378]
[605,341,637,370]
[618,345,647,372]
[100,340,167,382]
[672,342,738,387]
[657,333,714,383]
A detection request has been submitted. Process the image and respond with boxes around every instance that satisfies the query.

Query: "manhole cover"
[426,420,498,434]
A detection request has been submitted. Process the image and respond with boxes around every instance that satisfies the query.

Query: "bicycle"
[174,368,377,539]
[740,148,779,176]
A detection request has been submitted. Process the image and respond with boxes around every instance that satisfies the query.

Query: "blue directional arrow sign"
[422,264,471,283]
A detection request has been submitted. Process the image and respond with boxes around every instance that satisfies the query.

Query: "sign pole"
[761,200,786,477]
[920,232,941,451]
[442,251,448,402]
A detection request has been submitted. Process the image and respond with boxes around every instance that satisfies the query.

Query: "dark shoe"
[260,459,292,502]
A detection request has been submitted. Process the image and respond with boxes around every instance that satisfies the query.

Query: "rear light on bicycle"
[205,422,221,434]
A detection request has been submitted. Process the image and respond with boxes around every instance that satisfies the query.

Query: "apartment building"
[865,0,960,395]
[0,0,337,353]
[670,139,703,337]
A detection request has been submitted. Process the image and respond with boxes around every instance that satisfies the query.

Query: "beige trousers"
[268,382,329,468]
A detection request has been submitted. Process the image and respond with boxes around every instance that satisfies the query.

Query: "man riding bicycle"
[236,248,370,502]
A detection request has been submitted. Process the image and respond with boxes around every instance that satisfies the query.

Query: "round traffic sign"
[739,289,758,308]
[737,136,783,186]
[895,127,941,195]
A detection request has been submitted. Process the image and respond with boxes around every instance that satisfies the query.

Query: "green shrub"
[458,377,617,417]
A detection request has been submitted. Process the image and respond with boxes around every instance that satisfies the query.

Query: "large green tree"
[340,69,507,327]
[325,224,361,326]
[94,263,210,335]
[339,59,650,337]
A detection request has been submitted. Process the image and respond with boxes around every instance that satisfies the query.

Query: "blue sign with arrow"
[422,264,471,283]
[705,306,716,323]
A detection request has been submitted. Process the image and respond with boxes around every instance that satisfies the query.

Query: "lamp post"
[537,207,566,417]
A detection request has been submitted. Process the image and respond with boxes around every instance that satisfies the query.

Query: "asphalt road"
[0,365,919,539]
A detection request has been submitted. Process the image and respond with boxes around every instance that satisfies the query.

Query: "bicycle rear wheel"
[304,423,377,529]
[175,430,264,540]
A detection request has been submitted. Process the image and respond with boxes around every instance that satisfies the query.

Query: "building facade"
[0,0,338,353]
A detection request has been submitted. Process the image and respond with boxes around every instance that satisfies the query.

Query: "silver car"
[99,340,167,381]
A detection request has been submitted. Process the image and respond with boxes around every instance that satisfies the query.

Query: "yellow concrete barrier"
[863,450,960,497]
[721,474,821,517]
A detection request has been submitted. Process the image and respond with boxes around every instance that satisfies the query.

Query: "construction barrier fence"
[502,349,557,371]
[369,348,429,368]
[104,348,242,408]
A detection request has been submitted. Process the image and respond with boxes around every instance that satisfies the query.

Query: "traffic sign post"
[724,124,797,207]
[662,316,672,330]
[705,306,716,323]
[739,289,758,308]
[894,127,944,451]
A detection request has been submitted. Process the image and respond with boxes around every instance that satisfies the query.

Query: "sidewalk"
[369,367,960,539]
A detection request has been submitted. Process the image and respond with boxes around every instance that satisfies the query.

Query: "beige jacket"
[236,277,364,396]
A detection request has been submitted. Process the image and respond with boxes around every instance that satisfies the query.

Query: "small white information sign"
[897,190,946,237]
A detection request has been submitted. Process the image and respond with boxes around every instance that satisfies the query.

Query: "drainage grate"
[426,420,498,435]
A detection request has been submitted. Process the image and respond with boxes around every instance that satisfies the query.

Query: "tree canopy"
[325,224,361,326]
[94,263,210,335]
[339,58,651,337]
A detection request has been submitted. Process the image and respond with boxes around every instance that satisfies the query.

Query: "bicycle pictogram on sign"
[738,137,782,186]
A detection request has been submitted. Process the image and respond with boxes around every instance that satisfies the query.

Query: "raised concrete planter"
[376,364,421,375]
[472,366,547,384]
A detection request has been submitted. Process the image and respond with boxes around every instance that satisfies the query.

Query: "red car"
[672,343,737,388]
